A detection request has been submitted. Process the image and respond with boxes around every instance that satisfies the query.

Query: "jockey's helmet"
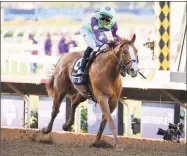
[100,6,115,19]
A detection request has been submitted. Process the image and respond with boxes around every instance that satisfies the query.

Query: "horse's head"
[118,34,139,78]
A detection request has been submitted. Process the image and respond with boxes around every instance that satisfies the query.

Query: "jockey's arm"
[111,22,120,43]
[91,17,108,44]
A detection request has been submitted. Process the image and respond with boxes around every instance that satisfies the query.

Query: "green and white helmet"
[100,6,116,19]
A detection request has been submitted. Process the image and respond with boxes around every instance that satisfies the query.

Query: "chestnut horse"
[41,34,138,150]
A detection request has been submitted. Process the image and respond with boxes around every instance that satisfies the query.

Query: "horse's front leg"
[95,114,107,141]
[98,96,122,151]
[62,94,86,131]
[96,105,117,141]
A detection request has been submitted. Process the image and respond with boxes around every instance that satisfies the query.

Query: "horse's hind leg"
[63,93,86,131]
[95,105,117,141]
[41,92,66,134]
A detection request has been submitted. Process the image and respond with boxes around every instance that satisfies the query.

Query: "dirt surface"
[1,128,186,156]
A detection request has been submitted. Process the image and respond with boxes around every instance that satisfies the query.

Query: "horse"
[41,33,139,151]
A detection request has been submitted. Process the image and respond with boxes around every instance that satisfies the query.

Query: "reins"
[111,46,146,79]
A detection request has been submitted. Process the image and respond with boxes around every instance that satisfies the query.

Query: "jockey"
[77,6,120,75]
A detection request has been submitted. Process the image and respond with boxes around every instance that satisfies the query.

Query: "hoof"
[62,124,69,131]
[41,127,52,134]
[90,140,113,148]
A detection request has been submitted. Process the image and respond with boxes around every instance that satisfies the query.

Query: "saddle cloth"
[71,57,88,84]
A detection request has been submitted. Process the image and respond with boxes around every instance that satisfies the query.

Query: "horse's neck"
[105,50,121,77]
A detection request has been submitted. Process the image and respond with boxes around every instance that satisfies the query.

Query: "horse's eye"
[123,52,128,55]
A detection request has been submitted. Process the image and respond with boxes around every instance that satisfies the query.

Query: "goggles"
[100,15,111,23]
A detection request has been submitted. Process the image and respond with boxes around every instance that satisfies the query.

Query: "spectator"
[65,35,77,52]
[44,33,52,56]
[57,32,68,55]
[28,34,38,73]
[29,34,38,54]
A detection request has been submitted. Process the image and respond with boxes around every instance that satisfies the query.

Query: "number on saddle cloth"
[71,58,89,84]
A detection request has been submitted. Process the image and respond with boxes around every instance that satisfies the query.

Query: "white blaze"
[129,46,138,71]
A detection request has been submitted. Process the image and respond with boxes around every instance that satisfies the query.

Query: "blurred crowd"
[28,32,77,73]
[27,28,156,74]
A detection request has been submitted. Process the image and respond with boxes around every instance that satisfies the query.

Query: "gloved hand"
[107,40,118,48]
[100,44,109,51]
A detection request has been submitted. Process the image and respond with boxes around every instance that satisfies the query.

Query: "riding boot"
[77,47,93,75]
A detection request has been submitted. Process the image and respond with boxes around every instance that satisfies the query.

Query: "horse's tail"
[46,64,56,97]
[46,54,65,97]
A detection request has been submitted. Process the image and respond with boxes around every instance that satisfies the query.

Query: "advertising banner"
[1,95,24,128]
[141,102,174,139]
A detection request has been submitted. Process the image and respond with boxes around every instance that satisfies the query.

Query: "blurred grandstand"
[1,2,156,79]
[1,2,185,80]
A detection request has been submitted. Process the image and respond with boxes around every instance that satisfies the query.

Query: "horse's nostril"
[131,68,134,72]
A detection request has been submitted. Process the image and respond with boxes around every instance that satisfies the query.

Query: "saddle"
[71,48,106,85]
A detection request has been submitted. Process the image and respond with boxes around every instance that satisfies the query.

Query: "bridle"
[111,46,138,76]
[99,42,145,78]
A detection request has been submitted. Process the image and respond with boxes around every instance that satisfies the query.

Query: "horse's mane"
[107,36,130,49]
[119,37,130,44]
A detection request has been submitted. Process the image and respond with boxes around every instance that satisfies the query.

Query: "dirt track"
[1,128,186,156]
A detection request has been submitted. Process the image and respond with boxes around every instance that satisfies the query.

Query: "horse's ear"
[121,33,136,46]
[130,33,136,44]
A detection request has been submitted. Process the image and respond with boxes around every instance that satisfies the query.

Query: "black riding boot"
[77,47,93,75]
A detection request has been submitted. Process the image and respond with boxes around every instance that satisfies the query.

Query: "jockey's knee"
[88,42,96,50]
